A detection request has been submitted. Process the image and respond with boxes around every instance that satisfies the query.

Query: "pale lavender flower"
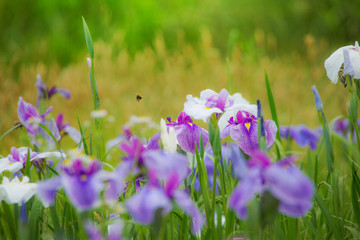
[0,147,63,174]
[104,161,132,204]
[37,155,104,211]
[18,97,61,147]
[324,41,360,84]
[229,151,314,219]
[280,125,321,150]
[143,150,189,182]
[221,111,277,156]
[332,118,360,141]
[56,114,81,144]
[36,74,71,107]
[126,170,204,234]
[18,97,52,136]
[167,112,209,154]
[106,127,132,152]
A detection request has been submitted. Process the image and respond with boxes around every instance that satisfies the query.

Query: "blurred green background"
[1,0,359,66]
[0,0,359,151]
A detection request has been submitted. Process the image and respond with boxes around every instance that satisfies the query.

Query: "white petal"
[64,126,82,144]
[324,46,353,84]
[231,93,250,105]
[160,119,177,153]
[1,177,37,204]
[0,159,23,174]
[348,49,360,79]
[32,151,64,161]
[199,89,218,100]
[184,95,222,122]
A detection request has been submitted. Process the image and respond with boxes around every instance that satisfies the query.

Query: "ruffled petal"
[228,168,263,219]
[324,46,352,84]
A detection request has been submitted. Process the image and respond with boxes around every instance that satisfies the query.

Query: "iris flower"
[0,176,37,205]
[221,111,277,156]
[280,125,321,150]
[126,169,204,234]
[167,112,209,154]
[37,155,104,211]
[324,41,360,85]
[56,114,81,144]
[0,147,63,174]
[184,89,256,122]
[18,97,60,147]
[36,74,71,107]
[229,151,314,219]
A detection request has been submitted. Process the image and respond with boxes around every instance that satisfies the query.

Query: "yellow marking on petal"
[245,122,251,131]
[188,122,193,126]
[81,174,87,181]
[205,107,211,110]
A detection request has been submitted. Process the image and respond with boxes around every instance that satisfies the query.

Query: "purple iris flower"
[119,136,147,165]
[280,125,321,150]
[229,151,314,219]
[37,157,104,211]
[143,150,190,181]
[104,161,132,204]
[332,118,360,141]
[221,111,277,156]
[18,97,61,147]
[18,97,52,136]
[167,112,209,154]
[36,74,71,107]
[126,170,204,234]
[56,114,81,144]
[0,147,63,175]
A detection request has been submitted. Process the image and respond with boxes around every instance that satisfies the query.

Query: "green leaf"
[25,148,31,181]
[315,191,343,240]
[351,175,360,227]
[345,226,360,239]
[320,113,334,173]
[28,198,43,240]
[49,205,62,239]
[77,117,89,155]
[39,123,65,161]
[82,17,94,59]
[199,132,205,158]
[194,143,212,227]
[260,191,280,228]
[1,202,17,240]
[265,71,281,143]
[0,123,21,141]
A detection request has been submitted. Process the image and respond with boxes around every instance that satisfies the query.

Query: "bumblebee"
[338,64,347,87]
[136,94,143,102]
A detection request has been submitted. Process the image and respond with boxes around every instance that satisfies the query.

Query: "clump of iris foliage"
[0,18,360,240]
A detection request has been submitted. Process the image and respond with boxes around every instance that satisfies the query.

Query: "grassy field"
[0,30,351,152]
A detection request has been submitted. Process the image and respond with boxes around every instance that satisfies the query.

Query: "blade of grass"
[77,117,89,155]
[314,191,343,240]
[264,71,281,143]
[0,124,21,141]
[28,198,43,240]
